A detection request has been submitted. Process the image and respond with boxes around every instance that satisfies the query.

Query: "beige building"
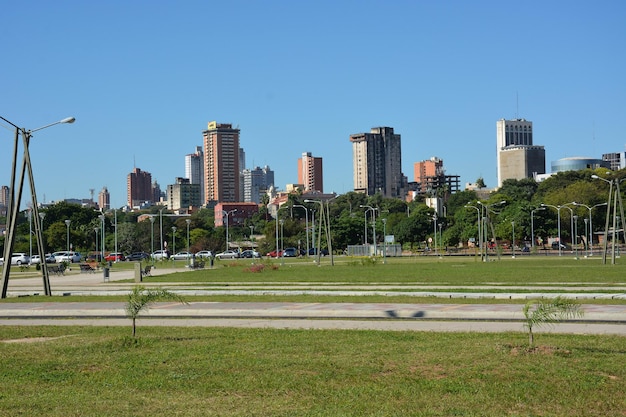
[496,118,545,187]
[203,121,240,205]
[297,152,323,193]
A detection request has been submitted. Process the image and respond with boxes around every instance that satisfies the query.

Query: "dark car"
[309,248,329,256]
[283,247,298,257]
[126,252,150,261]
[241,250,261,258]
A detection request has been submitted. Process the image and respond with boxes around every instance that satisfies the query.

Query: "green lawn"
[0,326,624,416]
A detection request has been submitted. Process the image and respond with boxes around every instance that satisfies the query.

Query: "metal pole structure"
[279,219,285,266]
[541,204,561,256]
[99,214,105,260]
[1,116,74,298]
[372,208,378,256]
[293,205,309,257]
[561,205,574,254]
[573,215,578,259]
[28,208,32,260]
[65,220,71,255]
[360,205,375,255]
[583,217,589,255]
[186,219,191,266]
[326,199,334,266]
[305,199,325,264]
[94,228,99,260]
[114,209,118,261]
[592,175,613,264]
[222,209,237,252]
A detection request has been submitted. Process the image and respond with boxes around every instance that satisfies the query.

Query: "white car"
[151,250,170,261]
[52,251,81,263]
[195,250,214,259]
[215,250,240,260]
[171,251,193,261]
[29,254,55,265]
[0,253,30,266]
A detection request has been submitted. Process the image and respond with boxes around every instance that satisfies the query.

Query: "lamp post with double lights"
[292,204,309,257]
[531,207,545,250]
[572,202,607,257]
[98,214,105,259]
[561,204,574,254]
[171,227,177,257]
[65,220,71,255]
[222,209,237,252]
[94,228,99,260]
[150,216,156,264]
[186,219,191,266]
[573,215,579,259]
[360,205,378,255]
[305,199,334,265]
[0,115,75,298]
[382,218,387,264]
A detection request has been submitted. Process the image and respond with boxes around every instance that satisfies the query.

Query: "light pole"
[113,209,118,261]
[476,200,506,261]
[159,208,165,254]
[94,227,99,260]
[279,219,285,265]
[305,199,328,265]
[511,221,515,258]
[150,216,155,263]
[583,217,589,255]
[28,208,32,260]
[465,204,481,256]
[573,215,579,259]
[438,222,443,256]
[64,219,71,254]
[0,115,74,298]
[186,219,191,266]
[98,214,105,259]
[293,204,309,257]
[561,205,574,253]
[573,201,608,257]
[382,218,387,264]
[531,207,545,251]
[432,213,438,256]
[172,226,177,257]
[222,209,237,252]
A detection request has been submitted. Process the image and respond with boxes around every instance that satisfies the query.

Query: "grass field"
[2,256,625,415]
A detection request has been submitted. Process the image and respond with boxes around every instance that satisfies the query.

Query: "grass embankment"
[0,326,624,416]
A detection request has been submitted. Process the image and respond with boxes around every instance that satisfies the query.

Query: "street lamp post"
[222,209,237,252]
[150,216,155,264]
[94,228,99,260]
[573,215,579,259]
[98,214,105,259]
[438,222,443,256]
[382,218,387,264]
[531,207,545,251]
[186,219,191,266]
[279,219,285,266]
[306,199,331,265]
[476,200,506,261]
[511,221,515,258]
[573,201,608,257]
[293,205,309,257]
[171,226,177,257]
[64,219,71,255]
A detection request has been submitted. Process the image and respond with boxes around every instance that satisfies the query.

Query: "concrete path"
[1,266,625,335]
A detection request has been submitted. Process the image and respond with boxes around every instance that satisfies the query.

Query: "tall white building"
[185,146,204,205]
[496,118,545,187]
[242,166,274,203]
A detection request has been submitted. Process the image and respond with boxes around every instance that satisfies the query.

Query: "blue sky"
[2,0,625,208]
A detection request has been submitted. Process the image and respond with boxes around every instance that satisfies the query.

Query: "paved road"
[1,266,625,335]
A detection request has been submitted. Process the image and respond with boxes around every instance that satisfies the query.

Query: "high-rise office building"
[185,146,204,205]
[0,185,9,208]
[602,151,626,171]
[98,186,110,210]
[350,126,406,198]
[496,118,545,187]
[242,165,274,203]
[203,121,240,205]
[127,168,153,207]
[297,152,323,193]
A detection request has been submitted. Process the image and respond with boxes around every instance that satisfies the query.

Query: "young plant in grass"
[523,296,584,346]
[125,286,187,337]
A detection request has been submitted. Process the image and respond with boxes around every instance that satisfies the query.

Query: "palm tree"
[523,297,584,346]
[125,286,187,337]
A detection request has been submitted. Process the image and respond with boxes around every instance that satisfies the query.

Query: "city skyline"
[1,1,625,208]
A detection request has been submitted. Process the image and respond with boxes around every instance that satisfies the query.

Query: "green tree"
[125,286,187,337]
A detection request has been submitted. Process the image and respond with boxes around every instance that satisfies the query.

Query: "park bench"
[80,263,96,274]
[49,265,65,276]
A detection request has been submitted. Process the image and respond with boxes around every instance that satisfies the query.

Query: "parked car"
[308,248,329,256]
[105,252,125,262]
[266,250,283,258]
[126,252,150,261]
[0,253,30,266]
[215,250,240,260]
[241,249,261,258]
[195,250,214,259]
[151,250,170,261]
[551,242,569,250]
[29,254,55,265]
[171,251,193,261]
[52,251,81,263]
[283,247,298,257]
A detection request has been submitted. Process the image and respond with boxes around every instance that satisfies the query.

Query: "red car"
[266,250,284,258]
[104,253,125,262]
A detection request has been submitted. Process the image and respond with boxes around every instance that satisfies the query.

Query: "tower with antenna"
[89,188,95,202]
